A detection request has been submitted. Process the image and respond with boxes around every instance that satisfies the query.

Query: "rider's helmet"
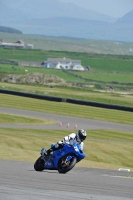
[76,129,87,142]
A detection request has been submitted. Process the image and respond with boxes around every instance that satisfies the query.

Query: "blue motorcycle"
[34,143,85,173]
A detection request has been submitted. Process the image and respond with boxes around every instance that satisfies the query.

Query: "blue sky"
[59,0,133,18]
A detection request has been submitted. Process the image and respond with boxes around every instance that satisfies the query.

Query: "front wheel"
[58,155,77,174]
[34,156,44,171]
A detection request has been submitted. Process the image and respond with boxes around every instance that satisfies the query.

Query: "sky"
[59,0,133,18]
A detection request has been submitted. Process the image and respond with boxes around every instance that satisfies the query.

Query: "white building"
[0,40,33,49]
[42,57,84,71]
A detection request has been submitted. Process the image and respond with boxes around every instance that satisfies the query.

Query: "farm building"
[42,57,85,71]
[0,39,33,49]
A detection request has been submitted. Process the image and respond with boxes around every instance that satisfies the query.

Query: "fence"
[0,89,133,112]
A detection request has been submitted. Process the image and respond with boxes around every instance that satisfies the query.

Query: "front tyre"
[34,156,44,171]
[58,155,77,174]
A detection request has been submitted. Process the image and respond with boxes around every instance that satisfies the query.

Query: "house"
[0,40,33,49]
[42,57,85,71]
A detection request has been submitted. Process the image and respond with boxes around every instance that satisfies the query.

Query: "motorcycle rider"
[42,129,87,156]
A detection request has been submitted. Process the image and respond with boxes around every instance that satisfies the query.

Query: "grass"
[0,64,86,83]
[1,63,133,84]
[72,71,133,83]
[1,49,133,72]
[1,60,133,93]
[1,50,133,72]
[81,58,133,73]
[0,113,56,125]
[0,94,133,125]
[1,48,133,93]
[0,34,133,171]
[0,128,133,171]
[0,94,132,171]
[1,32,133,55]
[0,82,133,108]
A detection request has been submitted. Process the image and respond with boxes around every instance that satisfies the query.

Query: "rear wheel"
[34,156,44,171]
[58,154,77,174]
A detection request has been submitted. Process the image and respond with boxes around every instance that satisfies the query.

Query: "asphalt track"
[0,107,133,132]
[0,160,133,200]
[0,106,133,200]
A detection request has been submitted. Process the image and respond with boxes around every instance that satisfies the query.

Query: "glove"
[69,139,74,146]
[54,144,59,148]
[58,140,64,144]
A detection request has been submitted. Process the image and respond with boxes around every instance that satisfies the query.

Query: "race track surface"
[0,107,133,132]
[0,107,133,200]
[0,160,133,200]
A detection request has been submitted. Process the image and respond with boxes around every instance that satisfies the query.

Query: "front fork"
[61,156,73,167]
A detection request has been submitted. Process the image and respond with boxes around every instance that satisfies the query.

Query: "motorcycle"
[34,143,86,173]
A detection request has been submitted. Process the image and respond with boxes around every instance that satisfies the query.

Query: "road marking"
[102,174,133,179]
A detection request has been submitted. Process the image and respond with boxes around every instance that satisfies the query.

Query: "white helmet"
[76,129,87,142]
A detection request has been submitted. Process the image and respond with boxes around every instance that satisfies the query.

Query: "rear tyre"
[34,156,44,171]
[58,155,77,174]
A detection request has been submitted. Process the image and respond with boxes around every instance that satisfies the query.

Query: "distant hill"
[116,10,133,24]
[0,1,30,24]
[1,0,133,42]
[19,0,115,22]
[0,0,116,23]
[0,26,22,34]
[12,17,133,42]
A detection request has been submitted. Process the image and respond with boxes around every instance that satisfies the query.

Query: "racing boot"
[46,148,53,155]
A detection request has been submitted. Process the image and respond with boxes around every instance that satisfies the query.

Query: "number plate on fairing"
[74,146,79,152]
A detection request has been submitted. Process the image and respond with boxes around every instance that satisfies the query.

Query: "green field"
[0,35,133,171]
[0,82,133,107]
[0,128,133,171]
[1,94,133,125]
[0,93,133,170]
[1,48,133,65]
[1,62,133,86]
[0,113,56,125]
[71,71,133,83]
[1,47,133,93]
[0,64,86,83]
[1,32,133,55]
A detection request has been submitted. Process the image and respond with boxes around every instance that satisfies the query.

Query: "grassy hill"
[0,44,133,107]
[0,26,22,34]
[1,32,133,55]
[0,67,133,107]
